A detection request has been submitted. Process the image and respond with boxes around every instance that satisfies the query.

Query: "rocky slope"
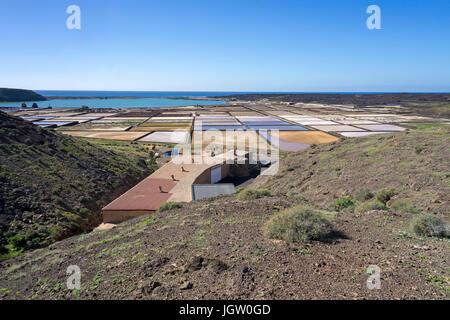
[0,112,156,259]
[252,124,450,215]
[0,122,448,300]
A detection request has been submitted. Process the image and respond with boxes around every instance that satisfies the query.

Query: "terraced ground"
[0,123,448,300]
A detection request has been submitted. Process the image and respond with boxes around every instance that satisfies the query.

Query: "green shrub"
[390,200,420,214]
[61,211,81,221]
[353,188,374,201]
[414,146,423,154]
[47,226,64,241]
[237,188,271,200]
[375,188,398,204]
[409,214,449,238]
[293,194,308,203]
[357,199,389,212]
[7,235,26,248]
[265,205,333,243]
[334,168,342,177]
[79,196,92,205]
[334,197,355,212]
[67,222,81,232]
[156,201,181,212]
[32,237,41,246]
[234,187,244,194]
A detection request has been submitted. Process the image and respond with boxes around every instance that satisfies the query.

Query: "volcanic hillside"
[0,112,156,259]
[0,122,448,300]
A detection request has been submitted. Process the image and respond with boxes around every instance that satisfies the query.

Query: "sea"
[0,91,242,109]
[2,91,434,109]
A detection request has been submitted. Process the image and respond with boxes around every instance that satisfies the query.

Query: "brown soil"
[0,195,447,300]
[0,122,448,300]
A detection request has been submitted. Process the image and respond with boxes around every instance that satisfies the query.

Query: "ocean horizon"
[35,90,448,97]
[36,90,243,98]
[1,91,448,109]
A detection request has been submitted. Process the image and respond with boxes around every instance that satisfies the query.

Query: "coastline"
[0,96,227,109]
[43,96,220,101]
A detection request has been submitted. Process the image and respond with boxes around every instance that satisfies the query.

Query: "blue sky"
[0,0,449,92]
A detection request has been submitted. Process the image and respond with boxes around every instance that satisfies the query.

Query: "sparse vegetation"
[0,112,156,259]
[356,199,389,212]
[409,214,449,238]
[403,101,450,118]
[156,201,182,212]
[415,146,424,154]
[237,188,271,200]
[259,125,448,217]
[0,103,449,300]
[375,188,398,204]
[353,188,374,201]
[333,197,355,212]
[265,205,334,243]
[390,200,420,214]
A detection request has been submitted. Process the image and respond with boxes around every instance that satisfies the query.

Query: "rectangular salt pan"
[138,131,189,144]
[339,132,391,137]
[242,121,291,126]
[32,121,76,127]
[310,125,364,132]
[194,126,247,131]
[247,125,308,131]
[355,124,406,132]
[194,122,241,126]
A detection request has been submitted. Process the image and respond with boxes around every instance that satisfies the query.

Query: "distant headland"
[0,88,46,102]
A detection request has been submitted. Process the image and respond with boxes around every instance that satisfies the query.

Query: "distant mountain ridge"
[0,88,46,102]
